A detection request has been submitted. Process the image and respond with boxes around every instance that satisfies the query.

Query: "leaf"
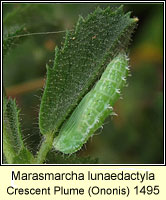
[3,97,34,163]
[39,6,137,135]
[12,148,34,164]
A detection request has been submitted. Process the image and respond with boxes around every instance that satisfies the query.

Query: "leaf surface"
[39,6,137,134]
[3,97,34,163]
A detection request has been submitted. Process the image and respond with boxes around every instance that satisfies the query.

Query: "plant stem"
[35,132,54,164]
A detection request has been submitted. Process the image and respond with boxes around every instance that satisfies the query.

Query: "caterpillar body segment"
[53,53,129,154]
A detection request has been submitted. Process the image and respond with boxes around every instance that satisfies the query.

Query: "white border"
[1,1,165,166]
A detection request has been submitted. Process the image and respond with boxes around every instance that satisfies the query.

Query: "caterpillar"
[53,52,129,154]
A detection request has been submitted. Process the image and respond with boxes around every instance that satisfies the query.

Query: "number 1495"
[134,185,160,195]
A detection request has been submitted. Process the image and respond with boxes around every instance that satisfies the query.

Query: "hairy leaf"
[39,6,137,134]
[3,97,34,163]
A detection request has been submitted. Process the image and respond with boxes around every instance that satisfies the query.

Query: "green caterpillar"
[53,52,129,154]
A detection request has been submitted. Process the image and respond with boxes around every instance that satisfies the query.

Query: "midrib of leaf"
[39,6,137,135]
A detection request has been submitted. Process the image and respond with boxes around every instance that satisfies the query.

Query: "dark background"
[3,3,164,164]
